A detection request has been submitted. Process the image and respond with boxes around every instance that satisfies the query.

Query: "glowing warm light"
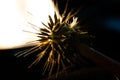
[0,0,54,49]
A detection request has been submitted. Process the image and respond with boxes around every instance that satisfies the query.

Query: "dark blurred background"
[0,0,120,80]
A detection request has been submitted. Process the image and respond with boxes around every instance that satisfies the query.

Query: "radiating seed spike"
[47,50,53,71]
[49,15,54,26]
[71,9,80,17]
[28,57,40,68]
[42,61,50,75]
[40,31,50,36]
[62,0,69,17]
[27,11,33,16]
[15,49,29,57]
[49,60,55,76]
[41,22,50,29]
[56,24,63,33]
[28,22,39,30]
[41,45,52,75]
[24,46,40,57]
[53,0,59,16]
[62,16,67,22]
[54,12,57,24]
[54,23,60,31]
[65,9,73,22]
[37,36,47,40]
[53,20,61,32]
[66,9,80,22]
[37,35,45,38]
[23,30,39,35]
[48,22,53,30]
[40,28,50,33]
[19,45,40,57]
[25,40,39,45]
[37,36,47,39]
[38,38,48,42]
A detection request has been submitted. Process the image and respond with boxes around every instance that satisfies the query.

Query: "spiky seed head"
[15,2,91,78]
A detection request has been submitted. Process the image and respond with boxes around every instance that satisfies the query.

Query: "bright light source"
[0,0,54,49]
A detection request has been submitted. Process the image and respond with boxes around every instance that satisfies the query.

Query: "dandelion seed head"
[16,0,89,78]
